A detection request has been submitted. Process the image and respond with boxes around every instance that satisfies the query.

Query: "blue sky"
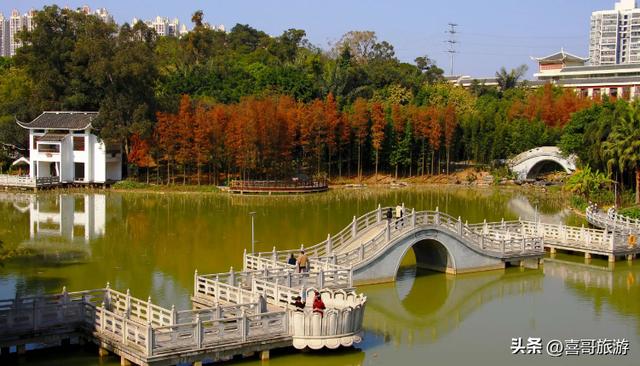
[2,1,620,77]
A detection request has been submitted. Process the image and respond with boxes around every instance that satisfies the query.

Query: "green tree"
[603,101,640,204]
[495,65,528,91]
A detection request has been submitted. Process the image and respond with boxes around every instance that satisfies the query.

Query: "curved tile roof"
[16,112,98,130]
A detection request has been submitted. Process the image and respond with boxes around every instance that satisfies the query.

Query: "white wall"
[92,135,106,183]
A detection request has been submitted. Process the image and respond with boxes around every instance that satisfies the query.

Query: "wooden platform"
[228,180,328,195]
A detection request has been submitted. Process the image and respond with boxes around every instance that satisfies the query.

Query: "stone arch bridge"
[508,146,577,180]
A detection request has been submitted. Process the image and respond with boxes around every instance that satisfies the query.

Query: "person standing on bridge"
[312,291,326,316]
[288,253,297,266]
[386,208,393,224]
[395,205,403,229]
[297,250,308,273]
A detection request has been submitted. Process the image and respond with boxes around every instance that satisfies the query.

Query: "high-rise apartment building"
[9,9,35,57]
[132,16,224,37]
[0,13,9,57]
[589,0,640,65]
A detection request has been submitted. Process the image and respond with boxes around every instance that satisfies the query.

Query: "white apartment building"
[133,16,182,37]
[9,8,35,57]
[17,112,122,184]
[590,0,640,65]
[0,13,9,57]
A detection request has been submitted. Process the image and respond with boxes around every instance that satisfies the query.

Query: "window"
[74,162,85,181]
[610,88,619,98]
[73,136,85,151]
[38,144,59,153]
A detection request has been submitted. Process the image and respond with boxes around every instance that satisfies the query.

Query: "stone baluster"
[332,251,337,265]
[411,208,416,228]
[318,270,325,289]
[435,207,440,225]
[386,219,391,241]
[147,296,153,324]
[501,218,505,230]
[125,289,131,319]
[501,240,505,253]
[377,204,382,223]
[359,244,365,261]
[195,313,203,348]
[326,234,332,255]
[272,246,277,265]
[171,305,177,325]
[351,216,357,238]
[146,322,153,356]
[457,217,462,235]
[243,249,247,270]
[100,301,106,332]
[229,267,235,286]
[61,286,69,305]
[193,270,199,296]
[483,219,488,235]
[521,237,526,253]
[480,234,485,250]
[241,310,248,342]
[105,282,111,310]
[286,271,292,288]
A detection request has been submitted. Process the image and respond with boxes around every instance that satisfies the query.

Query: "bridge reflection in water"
[362,266,544,346]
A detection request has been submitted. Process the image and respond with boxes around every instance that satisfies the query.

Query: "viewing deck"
[0,175,60,190]
[228,180,328,195]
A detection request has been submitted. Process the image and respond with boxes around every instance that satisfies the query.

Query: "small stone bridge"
[508,146,577,180]
[252,205,639,285]
[586,205,640,235]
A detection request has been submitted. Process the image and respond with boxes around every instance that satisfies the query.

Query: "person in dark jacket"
[292,296,305,312]
[288,253,296,266]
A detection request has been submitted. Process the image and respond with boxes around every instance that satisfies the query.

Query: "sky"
[1,0,623,77]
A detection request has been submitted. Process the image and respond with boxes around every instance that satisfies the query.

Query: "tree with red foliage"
[351,98,369,180]
[128,133,155,183]
[324,93,340,179]
[443,103,457,174]
[370,101,386,176]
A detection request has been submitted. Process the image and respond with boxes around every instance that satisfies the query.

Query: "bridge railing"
[586,205,640,234]
[0,288,103,337]
[151,310,288,355]
[104,287,174,327]
[332,210,544,267]
[252,206,393,261]
[194,274,260,306]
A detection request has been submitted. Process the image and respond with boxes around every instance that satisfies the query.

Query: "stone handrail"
[586,205,640,234]
[470,219,633,253]
[194,275,260,306]
[151,311,288,355]
[254,206,393,260]
[333,209,543,268]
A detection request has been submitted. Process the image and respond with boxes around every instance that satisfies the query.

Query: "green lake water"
[0,187,638,365]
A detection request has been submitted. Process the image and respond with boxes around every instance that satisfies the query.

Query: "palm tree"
[495,65,528,90]
[603,101,640,204]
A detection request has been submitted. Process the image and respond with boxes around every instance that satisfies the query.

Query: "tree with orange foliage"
[175,95,194,184]
[370,101,386,176]
[390,103,405,178]
[193,102,213,185]
[155,109,180,184]
[324,93,340,179]
[427,107,442,175]
[351,98,369,180]
[128,133,155,183]
[443,103,457,174]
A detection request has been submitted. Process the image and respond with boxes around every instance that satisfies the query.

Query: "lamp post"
[249,212,256,254]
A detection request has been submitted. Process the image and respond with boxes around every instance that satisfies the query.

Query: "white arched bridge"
[508,146,577,180]
[248,204,639,285]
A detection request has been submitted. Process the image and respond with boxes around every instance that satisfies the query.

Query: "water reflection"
[363,268,544,345]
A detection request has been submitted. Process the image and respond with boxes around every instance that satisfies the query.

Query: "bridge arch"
[352,228,505,285]
[508,147,577,180]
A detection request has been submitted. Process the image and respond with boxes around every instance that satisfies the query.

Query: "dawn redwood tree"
[443,103,458,175]
[351,98,370,180]
[370,101,386,176]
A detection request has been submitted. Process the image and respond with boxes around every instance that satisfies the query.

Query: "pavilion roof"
[532,49,588,64]
[16,111,98,130]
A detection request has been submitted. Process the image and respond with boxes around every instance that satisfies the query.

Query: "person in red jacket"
[312,291,326,316]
